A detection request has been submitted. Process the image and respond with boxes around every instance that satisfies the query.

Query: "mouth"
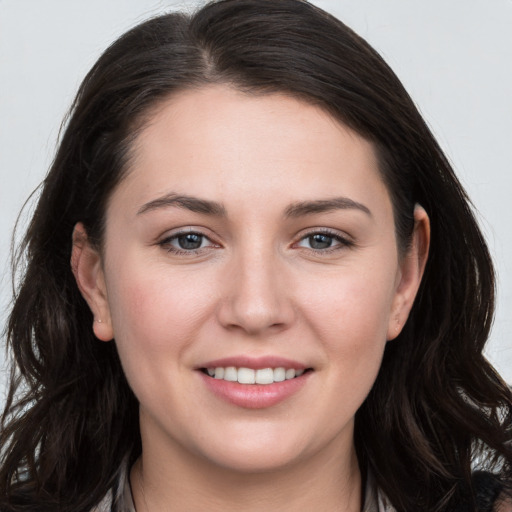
[200,366,313,385]
[197,359,314,408]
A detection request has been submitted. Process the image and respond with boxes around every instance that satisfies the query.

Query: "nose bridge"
[218,239,293,334]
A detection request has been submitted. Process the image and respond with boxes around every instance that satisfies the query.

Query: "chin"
[189,422,342,476]
[204,447,305,475]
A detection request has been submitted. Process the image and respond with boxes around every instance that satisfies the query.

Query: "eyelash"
[158,230,219,255]
[158,228,354,256]
[294,229,354,254]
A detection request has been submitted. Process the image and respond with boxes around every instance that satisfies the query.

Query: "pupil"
[178,234,202,250]
[309,234,332,249]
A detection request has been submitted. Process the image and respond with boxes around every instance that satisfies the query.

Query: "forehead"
[112,85,390,217]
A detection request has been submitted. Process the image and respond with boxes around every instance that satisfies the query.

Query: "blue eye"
[174,233,206,250]
[306,233,335,250]
[296,231,351,251]
[160,231,215,253]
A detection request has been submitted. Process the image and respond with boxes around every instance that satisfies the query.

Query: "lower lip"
[198,371,311,409]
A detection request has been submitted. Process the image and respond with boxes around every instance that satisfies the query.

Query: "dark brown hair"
[1,1,511,510]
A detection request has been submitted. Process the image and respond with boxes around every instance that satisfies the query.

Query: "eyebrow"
[137,193,371,218]
[137,193,226,216]
[284,197,372,218]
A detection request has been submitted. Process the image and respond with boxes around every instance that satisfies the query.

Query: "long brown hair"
[1,1,511,510]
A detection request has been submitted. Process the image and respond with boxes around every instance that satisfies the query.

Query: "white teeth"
[224,366,238,382]
[255,368,274,384]
[237,367,255,384]
[285,368,296,380]
[206,366,307,384]
[273,367,286,382]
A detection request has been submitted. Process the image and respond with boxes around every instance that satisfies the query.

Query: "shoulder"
[369,470,511,512]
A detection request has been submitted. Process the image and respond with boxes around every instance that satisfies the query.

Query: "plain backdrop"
[1,0,511,402]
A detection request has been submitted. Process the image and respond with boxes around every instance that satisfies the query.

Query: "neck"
[131,435,362,512]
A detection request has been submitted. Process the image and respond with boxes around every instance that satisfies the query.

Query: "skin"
[72,85,429,511]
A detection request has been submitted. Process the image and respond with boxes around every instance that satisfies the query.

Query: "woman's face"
[74,85,427,474]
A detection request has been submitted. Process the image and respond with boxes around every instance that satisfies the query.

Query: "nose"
[216,249,295,336]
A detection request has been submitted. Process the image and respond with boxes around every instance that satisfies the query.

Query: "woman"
[1,0,511,510]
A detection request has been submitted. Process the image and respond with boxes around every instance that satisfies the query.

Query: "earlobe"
[71,223,114,341]
[387,204,430,340]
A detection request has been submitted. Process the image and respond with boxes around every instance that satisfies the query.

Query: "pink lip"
[197,355,308,371]
[198,371,311,409]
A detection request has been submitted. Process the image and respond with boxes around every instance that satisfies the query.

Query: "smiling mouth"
[200,366,313,385]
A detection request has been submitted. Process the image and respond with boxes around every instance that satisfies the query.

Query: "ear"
[387,204,430,340]
[71,223,114,341]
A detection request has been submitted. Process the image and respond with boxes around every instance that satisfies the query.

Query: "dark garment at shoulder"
[451,471,509,512]
[474,471,510,512]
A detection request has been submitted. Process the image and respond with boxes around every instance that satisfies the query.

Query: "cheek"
[104,261,218,373]
[304,271,396,339]
[297,265,396,383]
[103,262,220,414]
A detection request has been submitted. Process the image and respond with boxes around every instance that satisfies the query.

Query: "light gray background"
[1,0,511,401]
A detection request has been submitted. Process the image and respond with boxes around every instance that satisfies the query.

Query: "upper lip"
[196,356,309,371]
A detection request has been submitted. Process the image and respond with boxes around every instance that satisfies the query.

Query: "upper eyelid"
[158,227,218,242]
[295,227,354,242]
[161,233,216,246]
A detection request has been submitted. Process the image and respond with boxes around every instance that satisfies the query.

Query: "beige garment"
[92,462,395,512]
